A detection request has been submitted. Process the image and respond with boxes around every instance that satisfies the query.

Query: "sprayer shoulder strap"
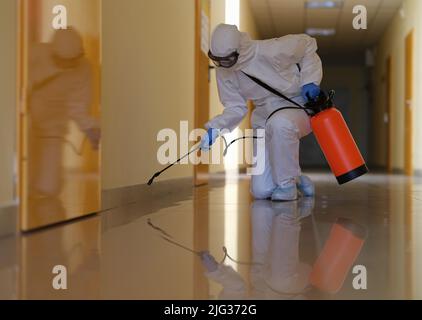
[241,71,304,109]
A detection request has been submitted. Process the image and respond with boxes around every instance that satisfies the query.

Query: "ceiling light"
[306,28,336,36]
[305,1,343,9]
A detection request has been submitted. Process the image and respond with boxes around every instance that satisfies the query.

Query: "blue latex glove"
[200,128,219,151]
[301,83,321,101]
[199,251,219,272]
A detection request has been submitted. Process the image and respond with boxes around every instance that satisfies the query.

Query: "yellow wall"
[239,0,259,40]
[101,0,195,189]
[209,0,260,173]
[372,0,422,171]
[0,0,17,205]
[101,2,196,296]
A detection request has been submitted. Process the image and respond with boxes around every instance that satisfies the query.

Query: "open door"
[18,0,101,231]
[404,30,414,176]
[404,30,414,297]
[193,0,210,299]
[194,0,211,187]
[386,56,392,173]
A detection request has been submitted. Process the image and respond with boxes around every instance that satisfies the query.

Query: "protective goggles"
[208,50,239,68]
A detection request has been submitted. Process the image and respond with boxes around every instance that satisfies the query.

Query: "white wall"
[101,0,195,190]
[0,0,17,205]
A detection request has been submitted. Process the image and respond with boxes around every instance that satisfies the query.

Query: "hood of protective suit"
[210,23,256,70]
[51,27,84,59]
[210,24,240,56]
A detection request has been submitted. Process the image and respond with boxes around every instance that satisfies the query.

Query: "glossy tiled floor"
[1,172,422,299]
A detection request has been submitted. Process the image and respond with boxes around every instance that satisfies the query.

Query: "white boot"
[271,182,298,201]
[297,175,315,197]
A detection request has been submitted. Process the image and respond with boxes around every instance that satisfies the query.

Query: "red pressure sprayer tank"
[307,91,368,184]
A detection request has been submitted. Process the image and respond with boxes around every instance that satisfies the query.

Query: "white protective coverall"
[206,24,323,199]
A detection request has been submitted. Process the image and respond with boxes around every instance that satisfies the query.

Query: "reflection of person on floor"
[28,27,100,197]
[201,198,314,299]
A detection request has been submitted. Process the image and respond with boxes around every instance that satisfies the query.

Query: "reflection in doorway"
[18,0,101,231]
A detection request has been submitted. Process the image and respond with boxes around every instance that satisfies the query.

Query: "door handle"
[384,113,389,124]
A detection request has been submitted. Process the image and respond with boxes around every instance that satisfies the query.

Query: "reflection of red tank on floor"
[310,218,368,293]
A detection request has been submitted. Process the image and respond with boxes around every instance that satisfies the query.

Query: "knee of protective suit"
[250,184,274,200]
[266,116,299,139]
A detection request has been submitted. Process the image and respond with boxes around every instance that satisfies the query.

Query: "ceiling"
[248,0,404,54]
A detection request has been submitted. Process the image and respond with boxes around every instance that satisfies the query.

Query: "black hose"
[147,105,313,185]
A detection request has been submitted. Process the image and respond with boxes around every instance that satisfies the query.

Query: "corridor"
[1,172,421,299]
[1,0,422,302]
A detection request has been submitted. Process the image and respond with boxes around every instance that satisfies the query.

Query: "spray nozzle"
[147,172,160,185]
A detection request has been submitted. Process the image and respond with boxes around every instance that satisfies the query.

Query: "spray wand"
[147,135,262,186]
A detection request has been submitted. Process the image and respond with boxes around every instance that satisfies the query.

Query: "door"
[18,0,102,231]
[386,56,392,172]
[193,0,210,298]
[404,30,414,176]
[194,0,210,187]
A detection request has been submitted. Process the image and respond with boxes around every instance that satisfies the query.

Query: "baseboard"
[100,175,228,230]
[364,164,385,172]
[0,202,18,238]
[101,177,196,211]
[415,170,422,177]
[101,177,198,230]
[392,168,405,175]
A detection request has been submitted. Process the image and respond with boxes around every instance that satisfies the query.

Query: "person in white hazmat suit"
[200,198,314,299]
[200,24,323,201]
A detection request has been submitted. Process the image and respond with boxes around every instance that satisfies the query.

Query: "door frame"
[386,56,392,172]
[193,0,210,299]
[404,30,414,176]
[194,0,210,187]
